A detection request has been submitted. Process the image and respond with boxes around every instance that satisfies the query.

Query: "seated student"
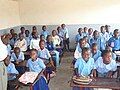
[41,25,50,40]
[94,50,117,78]
[51,30,61,47]
[3,37,12,55]
[30,32,40,50]
[83,36,90,48]
[46,35,60,67]
[105,46,116,60]
[91,43,101,62]
[74,38,86,60]
[89,30,106,51]
[26,49,49,90]
[40,34,46,42]
[57,26,64,47]
[20,27,26,37]
[27,49,46,73]
[100,26,110,42]
[9,29,15,40]
[87,28,93,43]
[25,30,31,50]
[83,27,88,37]
[10,33,18,49]
[10,47,25,73]
[75,28,84,43]
[105,25,113,38]
[73,47,95,90]
[14,33,27,52]
[38,40,56,82]
[108,29,120,51]
[4,55,19,80]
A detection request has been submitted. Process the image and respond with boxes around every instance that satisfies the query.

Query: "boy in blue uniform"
[108,29,120,51]
[41,25,50,39]
[73,47,95,90]
[91,43,101,62]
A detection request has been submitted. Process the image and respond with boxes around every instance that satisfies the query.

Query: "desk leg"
[30,85,33,90]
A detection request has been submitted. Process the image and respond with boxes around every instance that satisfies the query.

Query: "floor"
[49,51,74,90]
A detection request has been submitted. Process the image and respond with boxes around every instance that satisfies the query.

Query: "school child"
[25,30,31,50]
[14,33,27,52]
[41,25,50,39]
[61,24,70,51]
[30,32,40,50]
[20,27,26,37]
[10,47,25,73]
[46,35,60,67]
[4,55,19,80]
[27,49,46,73]
[83,36,90,48]
[10,33,18,49]
[108,29,120,51]
[38,40,56,82]
[83,27,88,37]
[87,28,93,43]
[91,43,101,62]
[73,47,95,90]
[75,28,84,43]
[26,49,49,90]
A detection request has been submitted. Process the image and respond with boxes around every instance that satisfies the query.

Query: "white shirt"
[95,57,117,74]
[0,38,8,61]
[14,39,27,52]
[30,38,40,50]
[61,28,69,38]
[52,35,61,47]
[100,32,110,42]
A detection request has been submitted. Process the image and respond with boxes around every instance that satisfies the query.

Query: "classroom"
[0,0,120,90]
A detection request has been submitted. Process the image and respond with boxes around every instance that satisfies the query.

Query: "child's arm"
[93,69,97,77]
[107,71,114,78]
[74,68,79,77]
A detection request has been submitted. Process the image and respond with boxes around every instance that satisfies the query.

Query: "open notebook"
[19,72,39,84]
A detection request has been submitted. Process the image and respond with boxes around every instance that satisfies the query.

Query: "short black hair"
[82,47,90,55]
[30,49,38,54]
[91,43,97,48]
[101,50,111,57]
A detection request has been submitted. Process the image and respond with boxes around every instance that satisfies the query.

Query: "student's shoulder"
[95,57,102,63]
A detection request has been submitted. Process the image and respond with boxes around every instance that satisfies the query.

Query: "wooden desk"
[70,77,120,90]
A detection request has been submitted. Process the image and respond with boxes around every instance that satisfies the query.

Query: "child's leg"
[53,50,60,67]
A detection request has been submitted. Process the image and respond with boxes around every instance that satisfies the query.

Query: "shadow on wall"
[0,24,120,49]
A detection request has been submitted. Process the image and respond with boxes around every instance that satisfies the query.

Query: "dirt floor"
[49,52,74,90]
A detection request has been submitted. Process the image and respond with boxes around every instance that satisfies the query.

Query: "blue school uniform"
[27,58,46,73]
[108,36,120,51]
[75,57,95,76]
[46,42,60,67]
[91,50,101,62]
[41,30,49,39]
[10,52,24,62]
[75,34,83,43]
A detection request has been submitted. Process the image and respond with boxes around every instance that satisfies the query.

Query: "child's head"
[101,50,112,64]
[13,33,17,39]
[105,25,110,33]
[84,27,88,33]
[30,49,38,61]
[39,40,45,50]
[52,30,57,36]
[4,55,10,66]
[10,29,15,35]
[14,47,20,55]
[93,30,99,39]
[20,27,25,34]
[83,36,88,43]
[100,26,105,34]
[78,28,83,35]
[113,29,119,38]
[88,28,93,35]
[19,33,24,41]
[32,32,38,39]
[91,43,98,54]
[57,26,61,33]
[32,26,37,30]
[61,24,66,29]
[40,34,45,41]
[42,25,47,31]
[46,35,52,42]
[82,47,90,61]
[79,38,86,48]
[25,30,30,36]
